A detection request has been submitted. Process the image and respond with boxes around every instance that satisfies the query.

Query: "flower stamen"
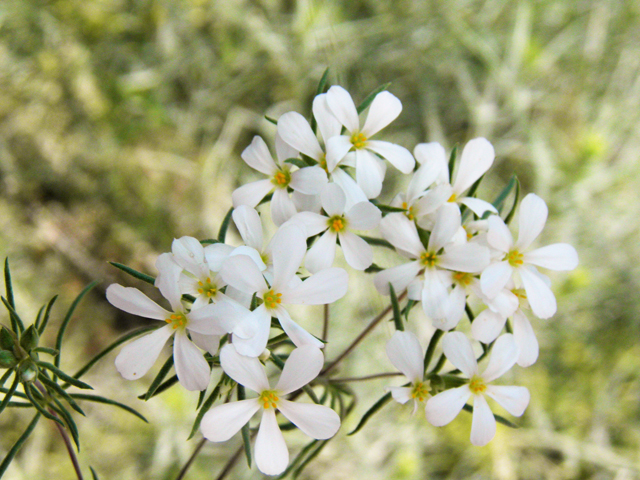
[506,250,524,267]
[259,390,280,409]
[271,169,291,188]
[328,215,347,233]
[469,375,487,394]
[350,132,368,149]
[165,313,188,330]
[263,290,282,310]
[420,252,438,267]
[411,381,430,402]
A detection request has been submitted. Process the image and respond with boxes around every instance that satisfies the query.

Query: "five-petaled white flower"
[325,86,415,199]
[200,344,340,476]
[386,331,430,414]
[425,332,530,446]
[107,254,238,391]
[480,193,579,319]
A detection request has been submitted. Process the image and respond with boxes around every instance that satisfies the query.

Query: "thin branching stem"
[322,304,330,344]
[214,443,247,480]
[175,437,207,480]
[330,372,402,383]
[321,291,407,376]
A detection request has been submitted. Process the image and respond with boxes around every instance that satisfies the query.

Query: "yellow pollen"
[271,169,291,188]
[411,381,430,402]
[318,154,328,173]
[506,250,524,267]
[448,193,457,203]
[512,288,527,300]
[328,215,347,233]
[263,290,282,310]
[165,313,188,330]
[259,390,280,409]
[469,375,487,394]
[197,278,218,299]
[453,271,473,286]
[350,132,368,149]
[420,251,438,267]
[402,202,415,220]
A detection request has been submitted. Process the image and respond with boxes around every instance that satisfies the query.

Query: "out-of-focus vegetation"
[1,0,640,478]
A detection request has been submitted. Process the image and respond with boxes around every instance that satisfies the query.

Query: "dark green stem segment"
[423,329,444,373]
[389,284,404,331]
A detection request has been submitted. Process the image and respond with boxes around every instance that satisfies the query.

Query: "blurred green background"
[1,0,640,478]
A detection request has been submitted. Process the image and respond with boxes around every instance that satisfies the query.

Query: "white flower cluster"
[106,85,578,474]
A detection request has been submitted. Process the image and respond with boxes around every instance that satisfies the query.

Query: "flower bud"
[258,348,271,362]
[0,350,17,369]
[0,326,16,350]
[429,375,445,395]
[18,360,38,383]
[20,325,39,351]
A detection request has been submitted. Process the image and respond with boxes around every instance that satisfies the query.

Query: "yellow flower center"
[469,375,487,394]
[448,193,457,203]
[351,132,368,149]
[318,154,328,173]
[452,271,473,286]
[196,277,218,298]
[271,169,291,188]
[420,251,438,267]
[263,290,282,310]
[165,313,188,330]
[328,215,347,233]
[506,249,524,267]
[259,390,279,409]
[402,202,416,221]
[411,381,430,402]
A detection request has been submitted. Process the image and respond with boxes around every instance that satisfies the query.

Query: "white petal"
[345,201,381,230]
[481,333,519,382]
[441,332,478,378]
[241,136,277,175]
[355,149,385,199]
[386,331,424,383]
[203,243,235,272]
[485,385,530,417]
[275,131,298,164]
[361,91,402,136]
[229,246,266,271]
[428,203,461,252]
[339,231,373,270]
[232,179,274,208]
[271,223,307,289]
[232,205,264,251]
[487,215,514,253]
[275,345,324,394]
[519,265,557,319]
[106,284,170,321]
[470,394,496,446]
[220,254,268,295]
[282,268,348,305]
[366,141,415,174]
[480,261,514,299]
[320,183,347,216]
[413,142,447,169]
[288,211,328,237]
[292,191,322,214]
[190,332,221,356]
[439,243,490,273]
[460,197,498,216]
[231,306,272,357]
[379,213,424,258]
[406,160,442,204]
[373,261,422,295]
[524,243,579,271]
[173,331,210,391]
[482,286,519,317]
[277,112,324,160]
[305,229,337,274]
[154,253,185,311]
[200,399,260,442]
[313,93,342,142]
[330,168,368,210]
[389,386,413,404]
[275,308,324,350]
[413,184,451,216]
[442,283,467,331]
[171,237,206,275]
[271,188,297,227]
[325,136,353,171]
[188,299,246,335]
[452,138,495,195]
[422,269,450,325]
[512,310,539,367]
[278,400,340,439]
[326,86,359,133]
[516,193,548,250]
[255,409,289,476]
[425,385,471,426]
[115,325,173,380]
[220,343,270,392]
[290,167,328,195]
[471,309,507,344]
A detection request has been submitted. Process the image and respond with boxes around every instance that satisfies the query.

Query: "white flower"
[220,223,349,356]
[107,254,238,391]
[480,193,579,318]
[324,86,415,199]
[385,331,430,414]
[425,332,530,446]
[289,183,381,272]
[418,138,498,217]
[277,98,369,211]
[200,344,340,476]
[373,205,490,330]
[232,135,327,226]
